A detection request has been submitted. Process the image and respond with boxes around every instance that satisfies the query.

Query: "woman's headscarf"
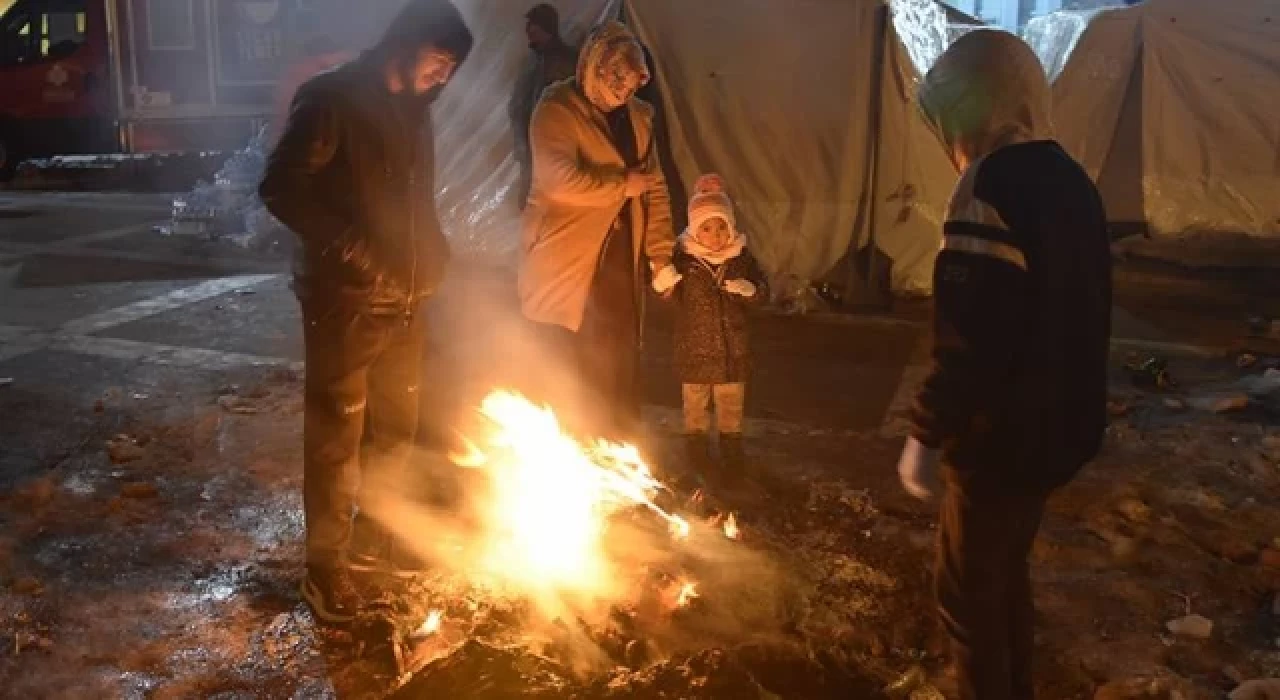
[917,29,1053,167]
[576,20,650,113]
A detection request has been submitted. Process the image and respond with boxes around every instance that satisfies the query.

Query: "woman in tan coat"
[519,21,677,439]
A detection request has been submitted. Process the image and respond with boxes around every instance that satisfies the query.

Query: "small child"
[663,174,767,485]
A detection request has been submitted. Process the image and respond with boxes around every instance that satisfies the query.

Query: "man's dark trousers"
[936,472,1053,700]
[300,298,426,568]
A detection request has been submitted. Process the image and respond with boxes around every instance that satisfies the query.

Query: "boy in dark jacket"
[663,174,767,484]
[900,30,1112,699]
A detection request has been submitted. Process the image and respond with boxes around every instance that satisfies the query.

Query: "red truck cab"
[0,0,114,175]
[0,1,397,180]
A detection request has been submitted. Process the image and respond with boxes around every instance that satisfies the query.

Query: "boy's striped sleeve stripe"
[942,233,1027,270]
[943,163,1027,270]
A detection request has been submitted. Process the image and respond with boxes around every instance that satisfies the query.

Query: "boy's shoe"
[301,564,360,624]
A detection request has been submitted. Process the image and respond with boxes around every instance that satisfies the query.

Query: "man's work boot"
[386,538,432,579]
[300,564,360,624]
[348,514,426,579]
[347,513,389,573]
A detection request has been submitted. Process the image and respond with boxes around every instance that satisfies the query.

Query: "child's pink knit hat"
[687,174,736,233]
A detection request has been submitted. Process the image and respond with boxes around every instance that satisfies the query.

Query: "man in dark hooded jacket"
[899,29,1111,699]
[259,0,472,624]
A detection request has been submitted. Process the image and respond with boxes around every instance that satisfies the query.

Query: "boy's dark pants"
[936,472,1053,700]
[300,299,426,569]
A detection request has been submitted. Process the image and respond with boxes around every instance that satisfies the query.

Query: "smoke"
[359,457,792,675]
[429,0,619,258]
[351,269,792,672]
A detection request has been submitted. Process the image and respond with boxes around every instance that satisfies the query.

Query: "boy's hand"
[723,279,756,297]
[651,264,682,294]
[897,436,942,503]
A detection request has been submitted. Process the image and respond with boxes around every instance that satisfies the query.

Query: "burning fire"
[450,391,694,599]
[724,513,740,540]
[414,609,443,638]
[676,581,699,608]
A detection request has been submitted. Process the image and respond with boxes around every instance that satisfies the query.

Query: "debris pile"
[162,126,289,252]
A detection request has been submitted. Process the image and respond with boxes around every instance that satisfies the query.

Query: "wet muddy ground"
[3,345,1280,699]
[3,193,1280,698]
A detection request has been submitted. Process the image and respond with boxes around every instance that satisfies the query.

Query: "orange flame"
[414,609,443,638]
[724,513,740,540]
[676,581,699,608]
[449,391,694,597]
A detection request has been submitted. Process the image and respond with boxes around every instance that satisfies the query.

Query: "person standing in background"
[509,3,580,210]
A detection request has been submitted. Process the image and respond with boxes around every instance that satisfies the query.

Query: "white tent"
[1026,0,1280,249]
[430,0,976,297]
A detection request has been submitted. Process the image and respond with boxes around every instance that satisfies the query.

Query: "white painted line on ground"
[52,335,303,372]
[0,324,46,363]
[59,274,279,336]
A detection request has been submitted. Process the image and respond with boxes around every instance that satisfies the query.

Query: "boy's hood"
[917,29,1052,166]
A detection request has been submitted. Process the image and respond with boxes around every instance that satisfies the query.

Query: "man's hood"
[917,29,1052,166]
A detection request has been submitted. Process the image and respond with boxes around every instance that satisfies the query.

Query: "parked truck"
[0,0,388,179]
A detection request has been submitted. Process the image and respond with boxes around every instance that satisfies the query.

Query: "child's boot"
[683,432,715,489]
[720,433,747,486]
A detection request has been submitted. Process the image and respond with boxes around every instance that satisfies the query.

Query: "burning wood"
[413,610,443,639]
[723,513,740,540]
[352,390,789,690]
[675,582,699,608]
[446,391,703,600]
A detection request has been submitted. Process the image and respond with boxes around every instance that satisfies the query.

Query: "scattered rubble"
[218,395,261,415]
[1231,679,1280,700]
[1166,614,1214,640]
[105,435,146,464]
[1109,400,1132,417]
[1186,393,1250,413]
[1126,356,1176,390]
[885,666,944,699]
[1260,549,1280,570]
[119,482,159,500]
[10,577,44,596]
[1117,498,1153,524]
[1093,673,1194,700]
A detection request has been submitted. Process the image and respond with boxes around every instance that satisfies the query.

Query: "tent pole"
[843,0,892,312]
